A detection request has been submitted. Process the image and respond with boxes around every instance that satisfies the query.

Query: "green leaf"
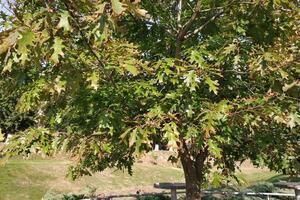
[184,70,198,91]
[208,139,222,159]
[17,29,35,64]
[124,64,139,76]
[205,77,219,95]
[163,122,179,149]
[189,50,204,66]
[57,11,71,32]
[55,114,62,124]
[111,0,126,15]
[50,37,65,64]
[211,172,222,187]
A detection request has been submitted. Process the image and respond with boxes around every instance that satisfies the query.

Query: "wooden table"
[154,182,185,200]
[274,181,300,200]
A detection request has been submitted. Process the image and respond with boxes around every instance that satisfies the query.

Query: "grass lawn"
[0,155,184,200]
[0,153,292,200]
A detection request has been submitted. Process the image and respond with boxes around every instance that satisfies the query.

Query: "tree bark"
[175,3,207,198]
[180,155,202,199]
[179,143,208,200]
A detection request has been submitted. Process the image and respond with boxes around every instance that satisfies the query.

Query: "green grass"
[0,157,184,200]
[0,158,59,200]
[0,156,289,200]
[236,171,279,185]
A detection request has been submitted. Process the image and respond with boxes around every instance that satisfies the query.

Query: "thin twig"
[185,0,237,39]
[185,10,224,39]
[63,1,105,69]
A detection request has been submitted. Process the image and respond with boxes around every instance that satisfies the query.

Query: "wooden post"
[170,189,177,200]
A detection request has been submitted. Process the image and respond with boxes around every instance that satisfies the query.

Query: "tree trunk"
[179,145,207,200]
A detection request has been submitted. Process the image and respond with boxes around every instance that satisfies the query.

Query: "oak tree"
[0,0,299,199]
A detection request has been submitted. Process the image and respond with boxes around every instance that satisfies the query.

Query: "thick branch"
[185,10,224,39]
[195,146,208,180]
[177,0,182,27]
[178,0,201,40]
[175,0,201,59]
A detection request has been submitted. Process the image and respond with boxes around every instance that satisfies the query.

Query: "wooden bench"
[154,182,185,200]
[274,181,300,200]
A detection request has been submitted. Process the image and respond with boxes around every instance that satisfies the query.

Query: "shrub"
[137,194,171,200]
[42,185,96,200]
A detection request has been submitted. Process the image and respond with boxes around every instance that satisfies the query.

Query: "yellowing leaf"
[278,69,288,79]
[87,72,100,90]
[50,37,65,64]
[287,113,300,129]
[183,70,198,91]
[111,0,126,15]
[54,76,67,94]
[233,55,240,66]
[282,80,299,92]
[57,11,71,32]
[135,8,148,17]
[124,64,138,76]
[223,43,236,55]
[120,128,133,139]
[202,121,216,138]
[205,77,219,95]
[163,122,179,149]
[2,59,12,72]
[39,30,50,44]
[129,128,137,147]
[263,52,276,62]
[96,3,107,14]
[0,29,19,55]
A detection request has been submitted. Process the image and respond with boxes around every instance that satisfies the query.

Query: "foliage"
[202,182,293,200]
[43,185,96,200]
[137,194,171,200]
[0,81,34,141]
[0,0,299,198]
[42,192,86,200]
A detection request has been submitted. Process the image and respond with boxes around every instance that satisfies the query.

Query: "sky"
[0,0,13,15]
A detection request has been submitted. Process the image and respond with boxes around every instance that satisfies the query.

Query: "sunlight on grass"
[0,157,184,200]
[0,156,288,200]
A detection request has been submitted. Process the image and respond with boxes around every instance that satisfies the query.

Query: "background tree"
[0,80,34,142]
[0,0,299,199]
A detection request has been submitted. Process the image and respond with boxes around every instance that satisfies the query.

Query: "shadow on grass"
[266,174,300,183]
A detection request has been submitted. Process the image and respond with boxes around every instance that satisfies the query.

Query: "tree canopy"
[0,0,299,199]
